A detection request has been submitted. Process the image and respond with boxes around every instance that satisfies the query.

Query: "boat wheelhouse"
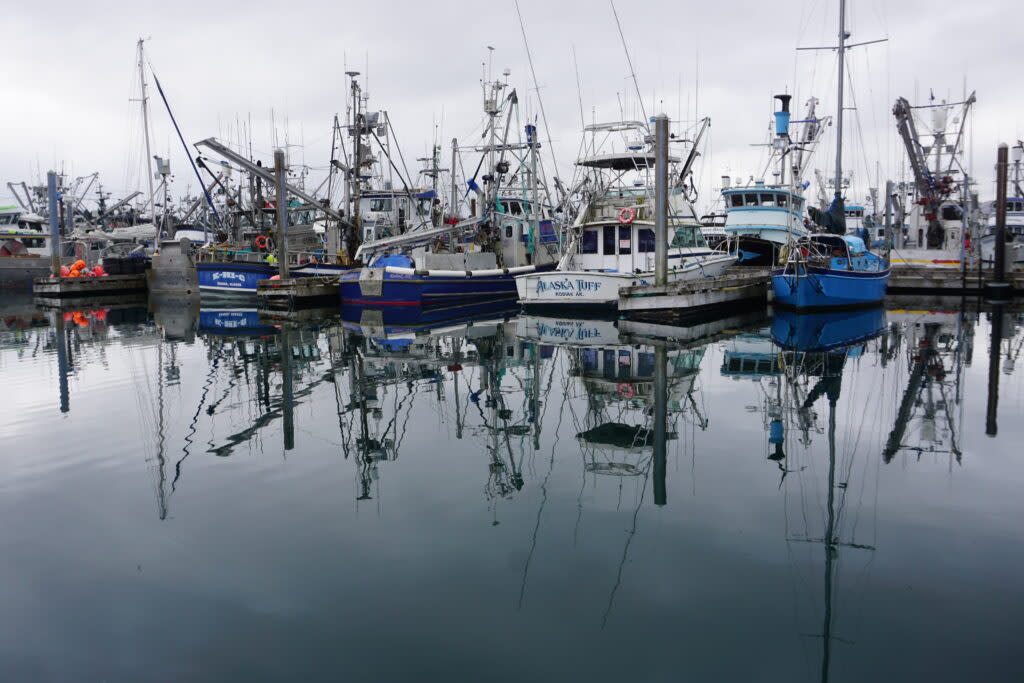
[722,184,809,265]
[358,189,436,243]
[979,196,1024,265]
[1,207,53,288]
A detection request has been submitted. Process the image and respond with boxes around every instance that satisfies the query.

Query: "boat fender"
[618,207,635,224]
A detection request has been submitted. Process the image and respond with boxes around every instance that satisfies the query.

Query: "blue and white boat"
[723,95,830,266]
[772,234,889,309]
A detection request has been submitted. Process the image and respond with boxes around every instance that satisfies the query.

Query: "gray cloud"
[2,0,1018,212]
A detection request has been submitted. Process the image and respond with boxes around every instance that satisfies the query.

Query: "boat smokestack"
[774,94,792,137]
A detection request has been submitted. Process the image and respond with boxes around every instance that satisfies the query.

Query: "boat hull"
[197,262,276,294]
[516,254,737,309]
[771,265,889,309]
[339,266,536,306]
[0,257,50,289]
[731,236,782,267]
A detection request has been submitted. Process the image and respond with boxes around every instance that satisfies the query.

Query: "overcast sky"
[2,0,1018,214]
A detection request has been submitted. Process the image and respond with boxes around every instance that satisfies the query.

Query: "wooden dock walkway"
[618,269,770,319]
[888,264,1023,294]
[257,276,340,310]
[33,274,148,298]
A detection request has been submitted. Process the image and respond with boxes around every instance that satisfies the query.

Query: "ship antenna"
[610,0,648,131]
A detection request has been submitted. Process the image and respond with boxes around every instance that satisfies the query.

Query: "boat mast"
[833,0,847,202]
[347,72,363,258]
[137,39,157,228]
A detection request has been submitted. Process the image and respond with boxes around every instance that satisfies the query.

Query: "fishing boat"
[722,95,829,266]
[339,71,561,307]
[515,118,735,309]
[771,0,889,309]
[772,233,888,308]
[979,195,1024,266]
[0,206,52,288]
[978,142,1024,266]
[889,92,978,268]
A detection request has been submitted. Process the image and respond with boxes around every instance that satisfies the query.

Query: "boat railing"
[195,247,333,266]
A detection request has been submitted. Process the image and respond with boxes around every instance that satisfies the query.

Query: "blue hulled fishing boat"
[340,73,562,307]
[771,233,888,309]
[770,0,889,308]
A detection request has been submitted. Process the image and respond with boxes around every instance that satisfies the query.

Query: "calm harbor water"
[1,294,1023,682]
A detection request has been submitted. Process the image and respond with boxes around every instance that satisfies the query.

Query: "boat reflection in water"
[768,308,886,683]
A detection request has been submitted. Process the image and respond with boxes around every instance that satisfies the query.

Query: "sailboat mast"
[137,39,157,228]
[833,0,847,199]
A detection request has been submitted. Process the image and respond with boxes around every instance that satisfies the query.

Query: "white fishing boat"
[978,142,1024,266]
[979,196,1024,266]
[889,92,978,268]
[0,206,52,288]
[516,120,735,309]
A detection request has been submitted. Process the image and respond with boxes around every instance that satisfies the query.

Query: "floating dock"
[33,274,148,298]
[618,270,770,319]
[888,264,1023,294]
[257,276,340,310]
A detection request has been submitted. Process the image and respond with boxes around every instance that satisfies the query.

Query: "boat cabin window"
[618,226,631,254]
[0,215,14,225]
[580,229,598,254]
[941,205,962,221]
[602,350,617,379]
[730,194,743,208]
[369,198,392,212]
[637,228,655,253]
[760,193,776,207]
[744,193,759,206]
[603,226,616,255]
[670,226,706,248]
[774,194,789,208]
[22,237,45,248]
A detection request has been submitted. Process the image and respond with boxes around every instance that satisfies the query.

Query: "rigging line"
[514,0,562,198]
[610,0,648,130]
[517,367,565,610]
[149,68,222,229]
[601,461,650,629]
[174,350,220,491]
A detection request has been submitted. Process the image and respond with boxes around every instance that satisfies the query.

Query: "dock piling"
[47,172,61,276]
[654,113,669,287]
[992,144,1009,290]
[274,149,290,280]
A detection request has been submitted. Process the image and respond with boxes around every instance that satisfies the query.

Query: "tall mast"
[833,0,847,200]
[137,39,157,226]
